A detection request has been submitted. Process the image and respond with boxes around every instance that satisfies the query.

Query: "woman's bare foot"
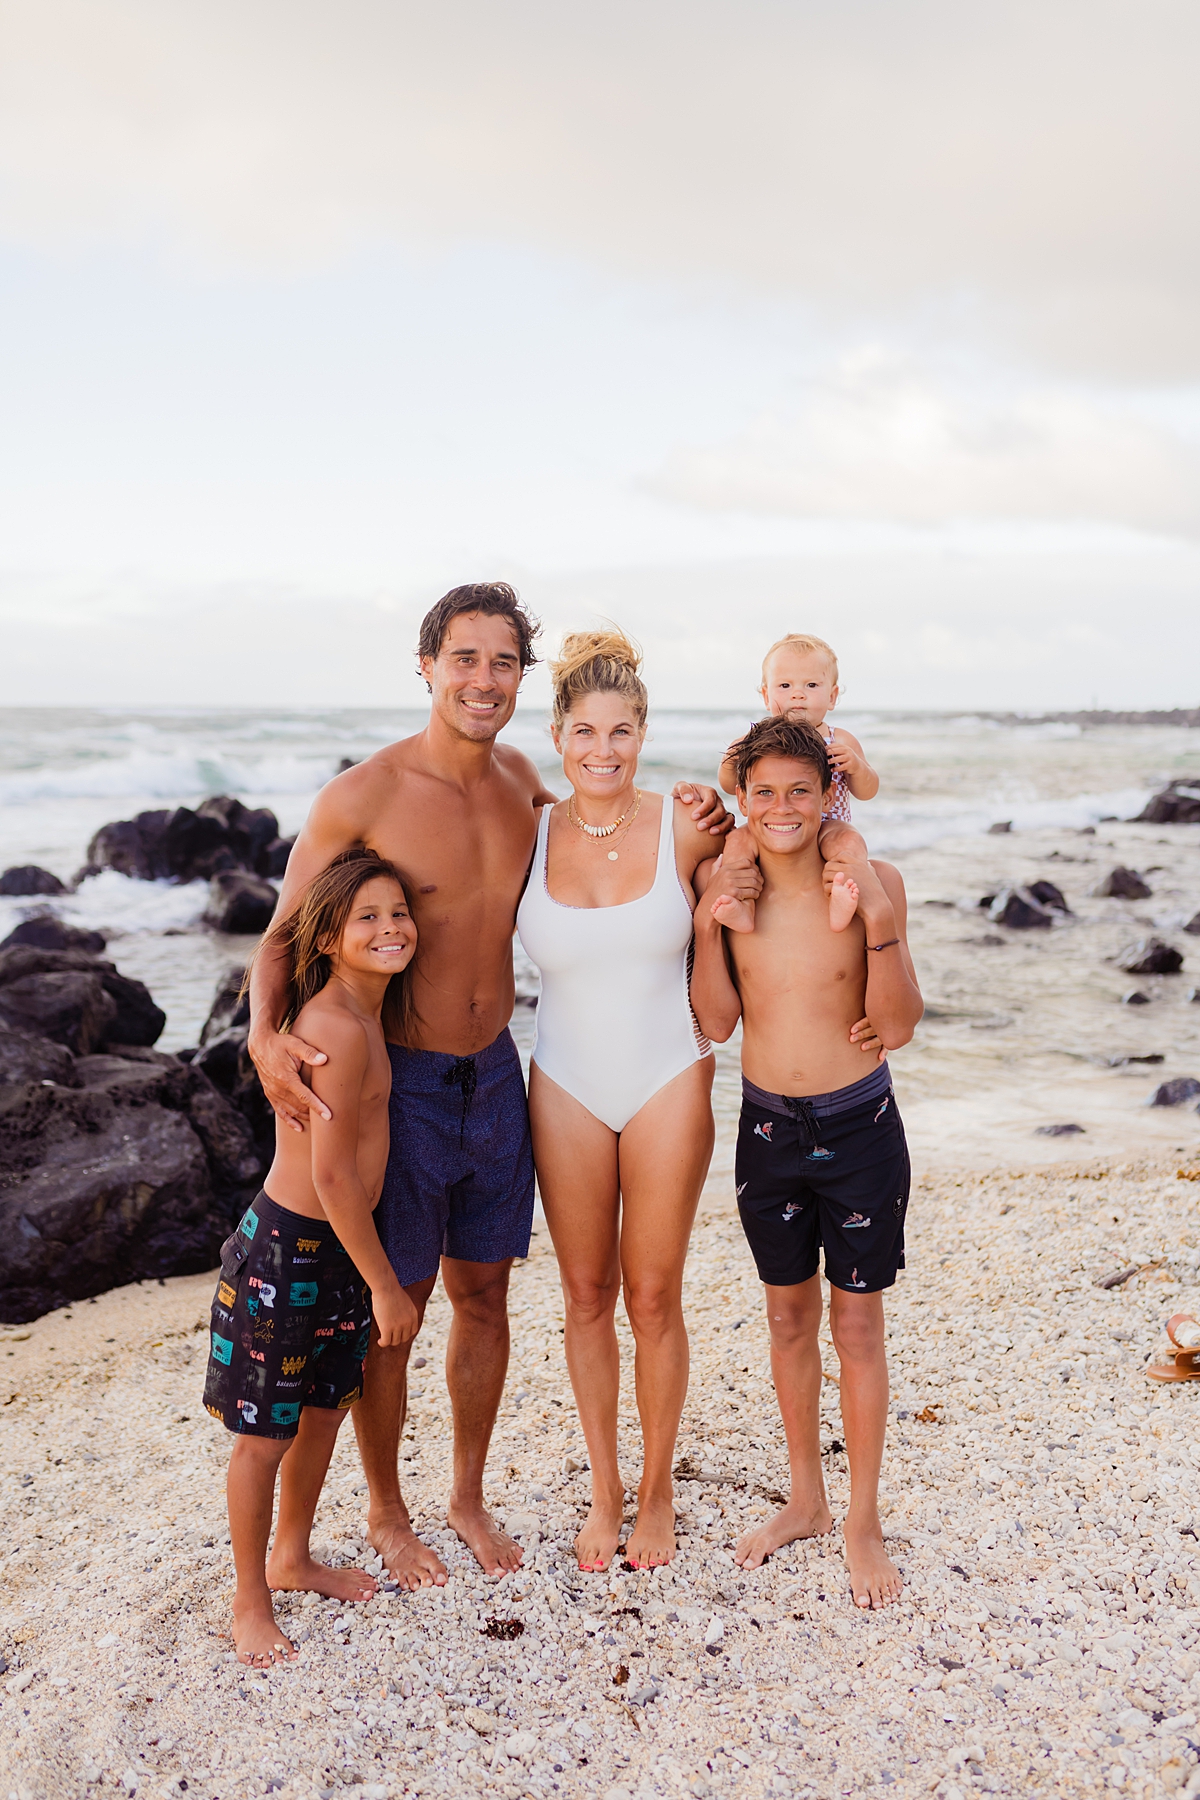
[448,1497,524,1576]
[828,871,860,933]
[366,1511,448,1590]
[575,1491,624,1572]
[845,1523,903,1609]
[625,1493,676,1569]
[264,1549,376,1602]
[232,1593,297,1667]
[733,1495,833,1570]
[710,892,756,935]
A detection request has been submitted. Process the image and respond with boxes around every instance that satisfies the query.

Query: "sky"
[1,0,1198,711]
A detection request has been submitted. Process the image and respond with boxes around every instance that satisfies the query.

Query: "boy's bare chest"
[733,898,865,1000]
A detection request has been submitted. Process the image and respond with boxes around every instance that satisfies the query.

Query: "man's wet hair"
[417,582,541,675]
[729,716,832,795]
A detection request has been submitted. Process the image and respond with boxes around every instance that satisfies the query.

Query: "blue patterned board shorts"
[202,1191,372,1438]
[735,1062,910,1294]
[377,1029,535,1288]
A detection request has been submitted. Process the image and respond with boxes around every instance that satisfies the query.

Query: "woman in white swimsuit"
[517,629,720,1573]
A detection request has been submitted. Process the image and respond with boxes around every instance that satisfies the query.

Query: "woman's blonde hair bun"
[550,626,648,731]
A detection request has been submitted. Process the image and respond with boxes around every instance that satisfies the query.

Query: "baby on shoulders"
[716,632,878,933]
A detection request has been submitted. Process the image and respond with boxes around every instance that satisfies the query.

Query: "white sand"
[4,817,1200,1800]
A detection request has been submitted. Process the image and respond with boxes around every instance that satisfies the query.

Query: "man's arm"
[247,772,373,1130]
[689,883,744,1042]
[306,1021,418,1348]
[856,861,922,1048]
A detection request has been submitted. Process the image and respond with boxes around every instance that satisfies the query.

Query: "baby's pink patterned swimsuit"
[822,726,852,823]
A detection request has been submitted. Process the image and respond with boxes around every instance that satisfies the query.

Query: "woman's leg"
[528,1064,624,1571]
[617,1057,716,1567]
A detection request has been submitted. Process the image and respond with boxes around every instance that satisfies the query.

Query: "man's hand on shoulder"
[672,781,733,836]
[247,1020,331,1133]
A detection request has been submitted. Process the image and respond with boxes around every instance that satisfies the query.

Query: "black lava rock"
[988,886,1056,930]
[84,794,286,886]
[259,837,296,879]
[1028,880,1071,913]
[0,1029,264,1321]
[193,968,273,1166]
[200,967,250,1045]
[987,821,1012,835]
[1096,867,1152,900]
[1185,911,1200,937]
[0,865,67,897]
[0,913,107,954]
[1149,1077,1200,1107]
[0,1026,78,1088]
[0,946,165,1048]
[1135,782,1200,825]
[1117,938,1184,976]
[1122,990,1152,1005]
[203,870,278,935]
[1035,1123,1085,1136]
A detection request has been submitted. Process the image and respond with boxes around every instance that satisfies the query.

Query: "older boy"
[690,717,923,1610]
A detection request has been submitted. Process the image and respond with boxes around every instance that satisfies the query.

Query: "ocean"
[0,705,1195,1055]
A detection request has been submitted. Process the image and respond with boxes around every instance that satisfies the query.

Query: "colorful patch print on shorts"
[270,1402,301,1427]
[842,1212,871,1230]
[782,1201,801,1222]
[241,1206,259,1240]
[874,1095,891,1121]
[804,1146,835,1162]
[280,1354,308,1376]
[296,1236,322,1253]
[336,1387,362,1410]
[211,1332,234,1365]
[238,1400,259,1425]
[754,1120,774,1141]
[846,1268,868,1289]
[217,1281,237,1309]
[289,1281,319,1307]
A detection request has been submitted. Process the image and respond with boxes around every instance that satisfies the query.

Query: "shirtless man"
[690,715,923,1610]
[248,582,729,1588]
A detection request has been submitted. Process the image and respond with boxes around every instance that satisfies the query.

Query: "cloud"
[1,0,1198,378]
[645,351,1200,535]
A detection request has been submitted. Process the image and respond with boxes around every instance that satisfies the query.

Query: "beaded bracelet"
[865,937,900,952]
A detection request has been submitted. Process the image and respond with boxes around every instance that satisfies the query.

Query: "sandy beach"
[3,805,1200,1800]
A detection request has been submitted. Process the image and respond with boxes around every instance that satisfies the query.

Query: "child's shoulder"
[292,989,373,1062]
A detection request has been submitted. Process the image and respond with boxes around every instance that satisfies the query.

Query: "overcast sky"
[1,0,1198,710]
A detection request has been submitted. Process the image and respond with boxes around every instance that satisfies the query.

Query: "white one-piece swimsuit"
[516,796,712,1133]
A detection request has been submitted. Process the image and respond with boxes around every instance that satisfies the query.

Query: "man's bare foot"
[448,1497,524,1576]
[624,1493,676,1569]
[711,892,756,935]
[366,1513,447,1590]
[733,1495,833,1570]
[845,1524,904,1609]
[232,1594,297,1667]
[265,1550,376,1602]
[575,1492,624,1572]
[828,871,860,933]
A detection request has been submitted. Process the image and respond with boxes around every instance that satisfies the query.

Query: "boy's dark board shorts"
[735,1062,910,1294]
[377,1029,535,1288]
[203,1192,372,1439]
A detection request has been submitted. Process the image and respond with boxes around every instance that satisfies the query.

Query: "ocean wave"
[0,750,348,804]
[0,871,212,938]
[864,785,1155,855]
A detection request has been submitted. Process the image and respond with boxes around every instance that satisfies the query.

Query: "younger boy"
[691,718,923,1610]
[204,849,420,1665]
[716,633,878,933]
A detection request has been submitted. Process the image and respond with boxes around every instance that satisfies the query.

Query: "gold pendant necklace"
[567,787,642,858]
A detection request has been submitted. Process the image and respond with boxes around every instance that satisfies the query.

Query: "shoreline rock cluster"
[0,932,265,1322]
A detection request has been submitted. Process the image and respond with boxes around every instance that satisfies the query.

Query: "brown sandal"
[1146,1315,1200,1382]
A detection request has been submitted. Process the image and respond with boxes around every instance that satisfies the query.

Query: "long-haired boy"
[203,848,419,1665]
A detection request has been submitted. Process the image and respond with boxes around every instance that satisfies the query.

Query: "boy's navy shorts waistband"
[741,1059,892,1122]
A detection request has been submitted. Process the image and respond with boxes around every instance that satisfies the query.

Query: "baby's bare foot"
[448,1498,524,1576]
[366,1514,447,1590]
[232,1594,296,1667]
[845,1524,904,1609]
[733,1495,833,1570]
[828,871,860,933]
[575,1492,624,1573]
[711,893,756,935]
[625,1494,676,1569]
[265,1550,376,1602]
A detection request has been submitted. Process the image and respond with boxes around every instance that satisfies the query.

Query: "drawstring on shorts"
[782,1094,821,1150]
[443,1056,478,1141]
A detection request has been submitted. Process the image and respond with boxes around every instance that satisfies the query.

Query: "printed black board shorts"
[202,1191,372,1438]
[735,1064,910,1293]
